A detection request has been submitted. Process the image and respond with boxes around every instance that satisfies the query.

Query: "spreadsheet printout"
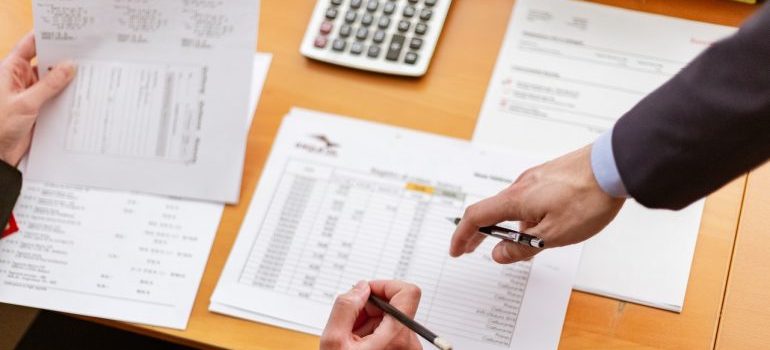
[473,0,735,312]
[26,0,260,203]
[211,108,583,349]
[0,55,271,329]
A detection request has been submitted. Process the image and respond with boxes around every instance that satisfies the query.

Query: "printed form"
[0,54,272,329]
[211,108,582,350]
[27,0,260,203]
[474,0,736,311]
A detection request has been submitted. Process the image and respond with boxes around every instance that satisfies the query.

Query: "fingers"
[450,193,522,257]
[320,281,371,349]
[368,280,421,318]
[358,281,421,349]
[11,33,36,61]
[352,317,382,337]
[463,232,487,254]
[16,60,75,112]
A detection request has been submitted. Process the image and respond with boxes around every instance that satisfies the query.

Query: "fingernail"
[492,244,512,262]
[501,245,513,261]
[352,280,367,293]
[58,60,76,78]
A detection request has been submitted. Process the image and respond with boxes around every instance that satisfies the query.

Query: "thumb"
[19,61,76,111]
[321,281,371,345]
[491,240,540,264]
[491,221,546,264]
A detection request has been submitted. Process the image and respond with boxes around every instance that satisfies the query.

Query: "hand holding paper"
[0,33,74,166]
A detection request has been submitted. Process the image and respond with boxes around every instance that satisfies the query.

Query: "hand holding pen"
[321,280,431,350]
[448,147,625,264]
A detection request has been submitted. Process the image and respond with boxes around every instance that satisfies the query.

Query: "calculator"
[300,0,452,77]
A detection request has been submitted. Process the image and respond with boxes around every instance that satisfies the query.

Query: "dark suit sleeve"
[612,4,770,210]
[0,160,22,228]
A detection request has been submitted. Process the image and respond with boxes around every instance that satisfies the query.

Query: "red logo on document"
[1,214,18,239]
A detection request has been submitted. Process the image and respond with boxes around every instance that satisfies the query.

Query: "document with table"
[211,108,583,349]
[474,0,736,311]
[26,0,260,203]
[0,54,272,329]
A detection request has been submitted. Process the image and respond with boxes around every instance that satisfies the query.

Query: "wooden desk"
[715,161,770,349]
[0,0,758,348]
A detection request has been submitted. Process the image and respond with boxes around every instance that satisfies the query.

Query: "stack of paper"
[210,108,583,350]
[474,0,736,311]
[0,0,270,330]
[0,54,272,329]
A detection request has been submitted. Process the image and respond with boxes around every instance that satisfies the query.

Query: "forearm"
[0,160,21,227]
[611,4,770,210]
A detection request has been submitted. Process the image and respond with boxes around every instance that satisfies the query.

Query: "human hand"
[0,32,75,166]
[449,145,626,263]
[320,280,422,350]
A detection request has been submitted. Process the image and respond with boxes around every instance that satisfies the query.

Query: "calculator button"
[314,36,328,48]
[404,52,419,64]
[344,10,357,23]
[415,22,428,35]
[367,45,381,58]
[373,30,386,43]
[355,27,369,40]
[320,21,334,35]
[350,0,362,9]
[350,41,364,55]
[332,38,347,51]
[403,5,416,18]
[409,37,423,50]
[425,0,437,6]
[366,0,379,12]
[325,7,339,20]
[378,16,391,29]
[331,0,343,5]
[383,2,396,15]
[339,24,352,38]
[419,8,433,21]
[361,13,374,26]
[386,34,405,61]
[397,20,410,32]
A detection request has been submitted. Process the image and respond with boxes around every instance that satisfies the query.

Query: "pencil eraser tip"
[434,337,453,350]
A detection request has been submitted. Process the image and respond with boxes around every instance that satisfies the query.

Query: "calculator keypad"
[313,0,439,66]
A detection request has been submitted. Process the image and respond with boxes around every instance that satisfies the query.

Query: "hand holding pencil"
[321,280,425,350]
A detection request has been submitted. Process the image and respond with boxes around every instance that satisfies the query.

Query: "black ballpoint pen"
[448,217,545,248]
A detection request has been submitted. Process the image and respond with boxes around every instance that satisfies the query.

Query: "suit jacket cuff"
[0,160,22,228]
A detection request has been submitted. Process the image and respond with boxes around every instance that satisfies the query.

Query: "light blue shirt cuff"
[590,129,629,198]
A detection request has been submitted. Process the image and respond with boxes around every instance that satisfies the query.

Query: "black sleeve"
[0,160,22,228]
[612,4,770,210]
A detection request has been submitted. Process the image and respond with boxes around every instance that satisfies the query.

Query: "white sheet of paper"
[27,0,260,203]
[473,0,736,311]
[0,54,272,329]
[210,108,582,350]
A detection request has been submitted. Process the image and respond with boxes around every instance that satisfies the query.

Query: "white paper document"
[0,183,223,329]
[27,0,260,203]
[474,0,736,311]
[0,54,272,329]
[211,108,582,349]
